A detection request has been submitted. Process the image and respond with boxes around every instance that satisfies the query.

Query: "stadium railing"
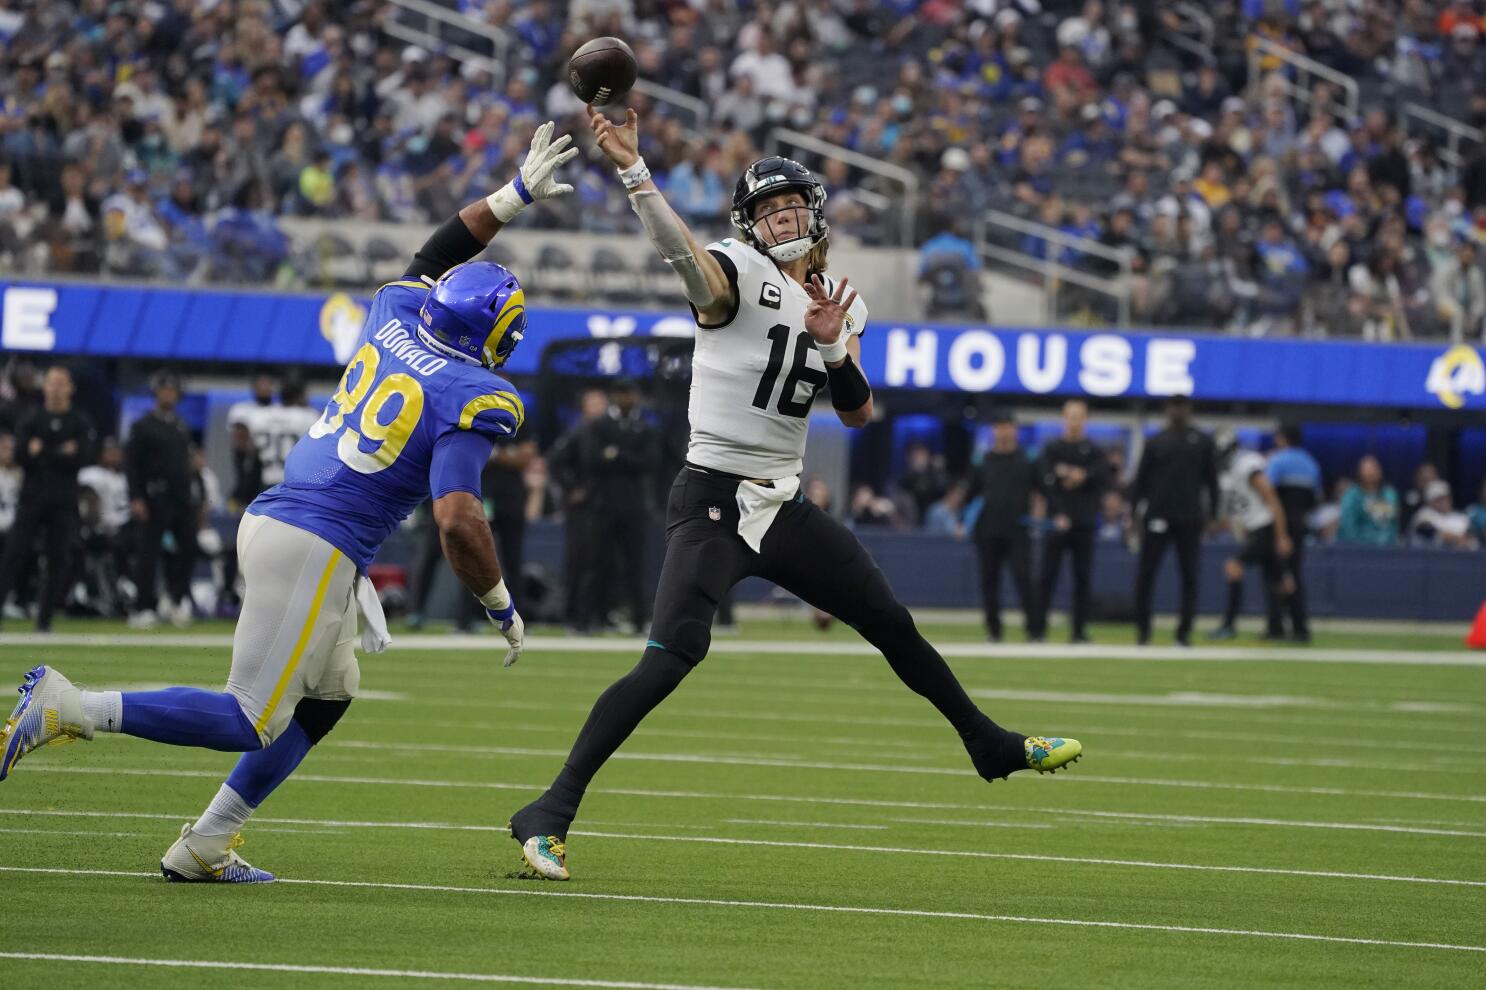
[975,210,1133,328]
[383,0,512,79]
[767,128,920,248]
[1401,102,1485,169]
[1245,35,1360,124]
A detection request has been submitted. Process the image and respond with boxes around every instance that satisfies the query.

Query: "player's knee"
[223,686,272,749]
[862,602,917,646]
[293,698,353,745]
[654,618,711,666]
[1223,559,1243,581]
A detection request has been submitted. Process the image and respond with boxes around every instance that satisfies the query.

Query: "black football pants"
[1135,520,1203,641]
[973,531,1035,640]
[1035,524,1095,639]
[0,499,78,630]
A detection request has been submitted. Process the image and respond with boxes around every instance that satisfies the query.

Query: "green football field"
[1,614,1483,988]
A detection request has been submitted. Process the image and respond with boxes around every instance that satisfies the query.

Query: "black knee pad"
[292,697,352,745]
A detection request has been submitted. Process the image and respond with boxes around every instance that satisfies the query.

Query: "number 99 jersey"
[249,279,525,570]
[687,238,868,480]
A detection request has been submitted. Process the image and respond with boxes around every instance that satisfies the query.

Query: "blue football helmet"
[416,261,527,369]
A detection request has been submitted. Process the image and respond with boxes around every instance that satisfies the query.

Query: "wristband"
[478,579,511,610]
[826,354,872,411]
[815,335,848,364]
[617,157,651,190]
[486,182,527,223]
[512,173,534,204]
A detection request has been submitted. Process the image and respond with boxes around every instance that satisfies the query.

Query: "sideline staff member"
[967,408,1038,642]
[1131,395,1219,646]
[1033,400,1107,643]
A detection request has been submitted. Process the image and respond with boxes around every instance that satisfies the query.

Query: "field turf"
[0,614,1482,988]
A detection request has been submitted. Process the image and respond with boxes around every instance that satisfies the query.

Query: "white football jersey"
[228,402,323,487]
[686,238,869,479]
[1222,450,1274,532]
[78,465,130,533]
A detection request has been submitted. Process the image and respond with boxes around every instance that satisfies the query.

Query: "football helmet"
[730,157,829,264]
[416,261,527,370]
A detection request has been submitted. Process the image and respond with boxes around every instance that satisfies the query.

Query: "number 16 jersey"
[686,238,869,480]
[249,279,525,570]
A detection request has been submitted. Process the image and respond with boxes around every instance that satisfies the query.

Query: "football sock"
[119,687,261,751]
[193,783,256,837]
[530,647,693,827]
[80,690,123,733]
[1223,580,1243,628]
[225,718,313,808]
[863,604,1025,776]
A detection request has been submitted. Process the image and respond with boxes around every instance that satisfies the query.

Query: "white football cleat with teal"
[1025,735,1082,774]
[160,823,275,883]
[517,834,569,881]
[1,665,93,781]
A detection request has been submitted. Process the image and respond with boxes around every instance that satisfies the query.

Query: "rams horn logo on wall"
[319,292,368,365]
[1424,344,1486,410]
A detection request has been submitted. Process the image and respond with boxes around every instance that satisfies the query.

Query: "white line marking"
[0,952,757,989]
[722,819,891,831]
[1,810,1481,887]
[0,869,1479,954]
[23,761,1486,812]
[0,826,142,838]
[565,830,1486,886]
[10,632,1484,666]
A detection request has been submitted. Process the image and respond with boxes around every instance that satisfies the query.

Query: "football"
[567,36,637,107]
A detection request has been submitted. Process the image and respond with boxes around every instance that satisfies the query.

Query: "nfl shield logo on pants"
[708,505,721,521]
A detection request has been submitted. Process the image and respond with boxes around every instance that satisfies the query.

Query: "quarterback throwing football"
[507,106,1083,880]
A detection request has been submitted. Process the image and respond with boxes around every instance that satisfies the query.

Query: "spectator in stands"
[126,371,198,629]
[0,161,31,268]
[103,170,177,278]
[1401,461,1441,530]
[923,483,969,538]
[43,162,101,274]
[1432,239,1486,340]
[1310,477,1353,544]
[1467,479,1486,544]
[1408,479,1478,549]
[850,484,902,529]
[0,366,94,633]
[1338,455,1400,545]
[896,442,950,526]
[1096,490,1131,544]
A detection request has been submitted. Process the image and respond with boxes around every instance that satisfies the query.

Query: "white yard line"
[6,632,1484,666]
[1,809,1482,886]
[0,870,1479,955]
[0,952,758,990]
[23,760,1486,811]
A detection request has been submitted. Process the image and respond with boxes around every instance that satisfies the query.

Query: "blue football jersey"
[249,279,524,569]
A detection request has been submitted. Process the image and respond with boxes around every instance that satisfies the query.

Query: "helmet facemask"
[730,159,830,265]
[741,196,827,263]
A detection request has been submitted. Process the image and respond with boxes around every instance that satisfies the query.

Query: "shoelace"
[545,838,566,860]
[227,834,246,855]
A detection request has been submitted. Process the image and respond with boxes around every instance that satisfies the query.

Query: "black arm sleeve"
[403,214,488,282]
[826,354,872,411]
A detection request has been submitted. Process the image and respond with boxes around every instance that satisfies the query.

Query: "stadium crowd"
[0,358,1481,634]
[1,1,1485,337]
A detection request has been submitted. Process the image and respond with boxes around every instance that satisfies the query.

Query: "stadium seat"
[308,232,368,289]
[590,246,646,305]
[532,244,585,301]
[920,255,986,320]
[363,236,405,286]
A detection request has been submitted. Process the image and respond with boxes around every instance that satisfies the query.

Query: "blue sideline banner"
[3,279,1483,411]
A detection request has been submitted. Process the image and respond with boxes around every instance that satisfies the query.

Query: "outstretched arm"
[588,105,734,324]
[404,121,578,282]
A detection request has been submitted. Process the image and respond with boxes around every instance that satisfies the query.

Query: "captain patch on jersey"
[685,237,868,480]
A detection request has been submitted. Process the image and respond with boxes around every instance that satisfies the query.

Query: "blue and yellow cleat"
[1,665,92,782]
[1025,735,1083,774]
[514,832,569,881]
[160,824,275,884]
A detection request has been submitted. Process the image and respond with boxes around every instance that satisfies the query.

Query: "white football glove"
[486,120,579,222]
